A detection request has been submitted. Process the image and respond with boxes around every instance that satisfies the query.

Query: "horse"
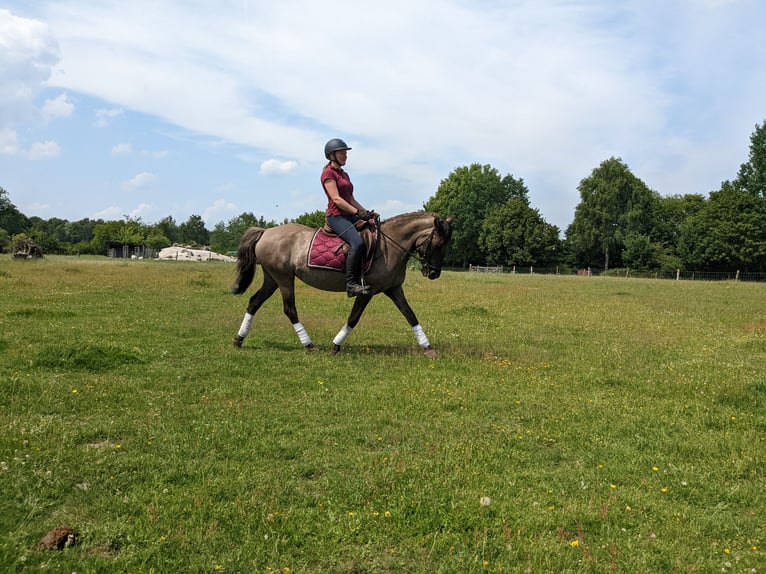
[231,211,454,358]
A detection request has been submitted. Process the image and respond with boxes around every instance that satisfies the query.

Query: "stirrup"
[346,283,370,297]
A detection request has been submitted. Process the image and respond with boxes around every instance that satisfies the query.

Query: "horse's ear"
[446,215,455,225]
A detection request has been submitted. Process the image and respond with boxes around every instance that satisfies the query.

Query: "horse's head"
[417,215,455,279]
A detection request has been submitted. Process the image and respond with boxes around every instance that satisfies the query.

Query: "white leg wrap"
[332,324,354,346]
[238,313,254,338]
[293,321,312,346]
[412,324,430,348]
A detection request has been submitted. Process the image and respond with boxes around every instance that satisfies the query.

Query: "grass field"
[1,256,764,573]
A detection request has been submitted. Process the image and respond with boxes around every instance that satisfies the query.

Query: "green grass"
[0,256,764,573]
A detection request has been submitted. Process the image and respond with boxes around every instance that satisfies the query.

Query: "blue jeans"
[326,214,363,253]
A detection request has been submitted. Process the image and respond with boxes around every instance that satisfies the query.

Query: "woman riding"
[321,138,378,297]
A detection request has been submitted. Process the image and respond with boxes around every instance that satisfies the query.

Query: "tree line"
[2,121,764,272]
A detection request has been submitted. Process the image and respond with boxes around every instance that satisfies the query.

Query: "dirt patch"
[744,321,766,333]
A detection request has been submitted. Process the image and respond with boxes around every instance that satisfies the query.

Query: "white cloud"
[25,201,50,212]
[141,149,168,158]
[121,172,157,191]
[128,203,155,219]
[27,140,61,159]
[0,129,20,155]
[259,159,298,175]
[2,1,765,229]
[202,198,239,226]
[94,107,124,127]
[42,93,74,120]
[0,9,59,130]
[92,206,123,220]
[112,143,133,155]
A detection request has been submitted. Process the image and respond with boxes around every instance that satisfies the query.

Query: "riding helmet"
[324,138,352,159]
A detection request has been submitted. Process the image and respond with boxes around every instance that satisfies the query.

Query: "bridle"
[377,222,441,275]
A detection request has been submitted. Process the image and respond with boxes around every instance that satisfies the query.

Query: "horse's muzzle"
[422,266,441,280]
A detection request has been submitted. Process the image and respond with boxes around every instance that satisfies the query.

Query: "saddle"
[308,220,377,271]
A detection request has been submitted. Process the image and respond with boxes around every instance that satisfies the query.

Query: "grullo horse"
[231,212,454,357]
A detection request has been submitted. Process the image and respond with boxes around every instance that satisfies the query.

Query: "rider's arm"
[323,179,365,215]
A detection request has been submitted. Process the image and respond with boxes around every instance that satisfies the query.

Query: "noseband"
[414,229,441,275]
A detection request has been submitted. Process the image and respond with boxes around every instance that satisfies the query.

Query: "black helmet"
[324,138,352,159]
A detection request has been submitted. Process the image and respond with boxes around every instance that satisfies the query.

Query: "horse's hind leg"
[232,271,279,347]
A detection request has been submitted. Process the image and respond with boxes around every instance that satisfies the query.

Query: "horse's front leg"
[278,282,317,352]
[383,285,438,359]
[331,293,373,355]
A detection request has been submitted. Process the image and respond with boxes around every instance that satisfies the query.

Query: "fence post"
[736,270,740,281]
[676,269,680,281]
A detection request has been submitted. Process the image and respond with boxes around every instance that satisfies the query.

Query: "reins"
[376,222,439,272]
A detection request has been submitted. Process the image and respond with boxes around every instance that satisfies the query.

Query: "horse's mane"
[382,211,438,225]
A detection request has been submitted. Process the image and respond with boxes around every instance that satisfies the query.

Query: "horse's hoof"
[231,285,242,295]
[232,336,244,348]
[331,344,341,355]
[423,346,438,359]
[306,343,318,353]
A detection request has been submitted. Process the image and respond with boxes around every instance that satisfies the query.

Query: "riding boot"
[345,248,370,297]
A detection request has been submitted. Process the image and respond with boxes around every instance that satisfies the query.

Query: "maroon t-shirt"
[322,164,354,216]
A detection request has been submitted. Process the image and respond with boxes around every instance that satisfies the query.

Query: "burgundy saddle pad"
[308,230,347,270]
[307,229,375,271]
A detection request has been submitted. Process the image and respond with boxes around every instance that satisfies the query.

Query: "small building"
[106,241,151,259]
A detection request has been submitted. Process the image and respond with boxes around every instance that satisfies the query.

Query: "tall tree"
[178,215,210,247]
[733,120,766,198]
[678,121,766,271]
[0,187,29,236]
[292,210,326,228]
[478,197,561,267]
[424,164,528,267]
[566,157,658,270]
[155,216,179,244]
[679,182,766,271]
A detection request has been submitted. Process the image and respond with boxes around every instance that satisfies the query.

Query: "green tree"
[566,157,658,270]
[0,187,29,236]
[145,232,171,251]
[733,120,766,198]
[424,164,528,267]
[0,228,11,253]
[90,221,127,254]
[28,229,63,254]
[679,182,766,271]
[208,212,273,254]
[478,197,561,267]
[65,219,101,244]
[178,215,209,247]
[292,210,326,228]
[678,121,766,271]
[155,216,179,244]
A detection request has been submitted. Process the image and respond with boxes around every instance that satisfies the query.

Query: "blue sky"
[1,0,765,232]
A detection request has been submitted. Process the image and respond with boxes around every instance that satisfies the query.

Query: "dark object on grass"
[37,526,79,550]
[12,238,43,259]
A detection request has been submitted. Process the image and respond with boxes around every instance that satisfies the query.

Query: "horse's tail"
[231,227,266,295]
